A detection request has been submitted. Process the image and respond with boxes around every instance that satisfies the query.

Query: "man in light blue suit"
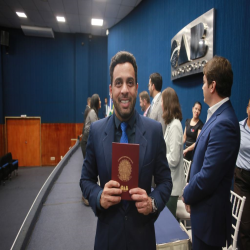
[80,51,172,250]
[183,56,240,250]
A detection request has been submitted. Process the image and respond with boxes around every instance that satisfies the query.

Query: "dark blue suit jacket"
[183,100,240,246]
[80,110,172,250]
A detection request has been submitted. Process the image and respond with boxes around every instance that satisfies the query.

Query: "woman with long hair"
[162,87,186,217]
[183,102,203,161]
[81,94,101,158]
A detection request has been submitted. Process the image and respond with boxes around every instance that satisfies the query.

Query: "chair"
[176,159,192,229]
[183,191,246,248]
[176,199,191,229]
[180,222,192,243]
[223,190,246,250]
[183,159,191,182]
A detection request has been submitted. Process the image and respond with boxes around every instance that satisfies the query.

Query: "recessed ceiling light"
[91,19,103,26]
[56,16,65,22]
[16,12,27,18]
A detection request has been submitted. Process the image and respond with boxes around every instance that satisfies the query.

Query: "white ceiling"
[0,0,142,36]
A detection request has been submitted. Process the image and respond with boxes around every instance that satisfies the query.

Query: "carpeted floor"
[0,166,54,250]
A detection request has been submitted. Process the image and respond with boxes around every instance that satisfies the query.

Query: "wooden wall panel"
[41,123,82,166]
[76,123,83,138]
[0,124,5,157]
[4,122,82,166]
[6,118,41,166]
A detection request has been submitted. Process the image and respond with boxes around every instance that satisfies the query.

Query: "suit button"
[125,216,128,221]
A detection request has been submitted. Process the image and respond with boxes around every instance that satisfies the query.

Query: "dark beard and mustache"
[113,95,136,121]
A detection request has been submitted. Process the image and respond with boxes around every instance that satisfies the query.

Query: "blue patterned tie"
[120,122,128,209]
[120,122,128,143]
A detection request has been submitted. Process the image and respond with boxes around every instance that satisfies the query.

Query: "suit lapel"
[134,112,147,175]
[193,100,231,152]
[124,112,146,213]
[103,116,115,178]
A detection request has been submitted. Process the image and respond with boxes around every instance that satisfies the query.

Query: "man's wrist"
[150,197,157,213]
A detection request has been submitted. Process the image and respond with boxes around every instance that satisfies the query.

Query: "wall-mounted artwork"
[170,8,214,80]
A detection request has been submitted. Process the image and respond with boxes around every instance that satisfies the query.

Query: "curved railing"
[10,140,80,250]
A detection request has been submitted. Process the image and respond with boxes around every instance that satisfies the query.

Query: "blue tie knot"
[121,122,128,132]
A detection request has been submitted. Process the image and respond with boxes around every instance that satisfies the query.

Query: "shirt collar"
[151,92,161,109]
[114,110,136,130]
[206,97,229,122]
[240,118,250,131]
[144,105,150,116]
[152,92,161,104]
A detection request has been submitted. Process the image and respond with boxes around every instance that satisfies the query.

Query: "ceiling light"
[16,12,27,18]
[91,19,103,26]
[106,29,109,35]
[56,16,65,22]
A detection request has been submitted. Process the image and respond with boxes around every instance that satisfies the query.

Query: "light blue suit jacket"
[80,110,172,250]
[183,100,240,246]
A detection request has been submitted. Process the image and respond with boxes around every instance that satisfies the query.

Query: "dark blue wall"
[108,0,250,127]
[1,29,107,123]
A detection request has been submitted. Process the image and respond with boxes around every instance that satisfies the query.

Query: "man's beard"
[141,104,145,112]
[113,96,136,120]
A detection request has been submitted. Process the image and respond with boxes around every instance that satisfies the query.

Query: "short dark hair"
[203,56,233,98]
[162,87,182,124]
[149,73,162,92]
[90,94,100,116]
[139,91,150,104]
[193,101,202,111]
[110,51,137,85]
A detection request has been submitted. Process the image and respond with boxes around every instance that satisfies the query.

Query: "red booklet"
[111,142,139,200]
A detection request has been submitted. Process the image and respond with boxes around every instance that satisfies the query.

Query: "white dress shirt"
[206,97,229,122]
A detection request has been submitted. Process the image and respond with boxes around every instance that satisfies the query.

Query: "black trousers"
[234,167,250,250]
[80,140,87,158]
[192,233,222,250]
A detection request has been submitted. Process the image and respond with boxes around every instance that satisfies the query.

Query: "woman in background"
[183,102,203,161]
[81,94,101,158]
[162,87,186,217]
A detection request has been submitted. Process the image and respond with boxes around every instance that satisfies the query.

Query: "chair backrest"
[230,190,246,250]
[183,159,191,183]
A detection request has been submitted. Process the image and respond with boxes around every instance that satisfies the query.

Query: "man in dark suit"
[182,56,240,250]
[80,51,172,250]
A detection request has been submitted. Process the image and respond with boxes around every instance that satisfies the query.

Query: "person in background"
[80,51,172,250]
[183,102,203,161]
[148,73,166,134]
[84,97,91,122]
[103,97,108,118]
[81,94,101,206]
[182,56,240,250]
[81,94,101,159]
[234,99,250,250]
[161,87,186,217]
[139,91,151,117]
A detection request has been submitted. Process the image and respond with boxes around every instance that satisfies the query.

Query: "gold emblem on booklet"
[118,157,133,192]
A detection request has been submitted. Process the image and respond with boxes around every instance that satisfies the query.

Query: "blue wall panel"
[108,0,250,127]
[75,34,90,123]
[1,30,107,123]
[89,36,108,118]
